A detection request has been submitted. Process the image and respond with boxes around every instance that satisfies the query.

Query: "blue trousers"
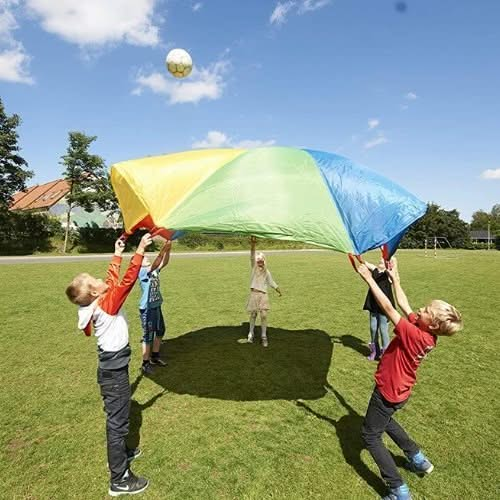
[369,312,390,353]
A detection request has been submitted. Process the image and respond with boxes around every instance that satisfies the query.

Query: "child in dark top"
[65,233,152,497]
[357,259,462,500]
[362,258,395,360]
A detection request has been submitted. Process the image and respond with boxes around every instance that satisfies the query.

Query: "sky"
[1,0,499,222]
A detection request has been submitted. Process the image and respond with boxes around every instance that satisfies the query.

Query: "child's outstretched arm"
[362,260,377,272]
[250,236,256,268]
[104,238,126,288]
[151,240,172,272]
[100,233,152,315]
[358,264,401,325]
[386,260,413,317]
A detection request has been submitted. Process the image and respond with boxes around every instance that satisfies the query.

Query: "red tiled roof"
[10,179,70,210]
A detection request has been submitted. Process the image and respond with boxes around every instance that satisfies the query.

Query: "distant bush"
[0,211,61,255]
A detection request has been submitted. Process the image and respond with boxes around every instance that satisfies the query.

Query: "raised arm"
[358,264,401,325]
[386,266,413,317]
[100,233,152,315]
[104,238,126,287]
[250,236,256,268]
[151,240,172,272]
[363,260,377,272]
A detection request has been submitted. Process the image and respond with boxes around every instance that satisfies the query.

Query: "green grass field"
[1,250,499,499]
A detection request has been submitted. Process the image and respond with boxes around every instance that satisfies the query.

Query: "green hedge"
[0,211,61,255]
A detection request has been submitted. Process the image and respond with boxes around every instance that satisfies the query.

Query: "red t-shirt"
[375,313,437,403]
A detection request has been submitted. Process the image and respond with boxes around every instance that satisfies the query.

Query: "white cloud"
[481,169,500,180]
[368,118,380,130]
[270,0,330,25]
[405,91,417,100]
[298,0,330,13]
[192,130,275,149]
[25,0,162,47]
[0,44,34,83]
[364,133,388,150]
[133,59,229,104]
[0,0,34,83]
[192,2,203,12]
[270,1,296,25]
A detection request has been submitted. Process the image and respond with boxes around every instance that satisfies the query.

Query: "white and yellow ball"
[165,48,193,79]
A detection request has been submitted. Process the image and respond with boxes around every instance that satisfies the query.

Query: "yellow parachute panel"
[111,148,246,231]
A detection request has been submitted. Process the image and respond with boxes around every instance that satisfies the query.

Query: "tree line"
[0,97,498,254]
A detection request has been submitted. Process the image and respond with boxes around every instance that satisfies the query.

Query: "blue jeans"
[139,307,166,345]
[369,312,390,353]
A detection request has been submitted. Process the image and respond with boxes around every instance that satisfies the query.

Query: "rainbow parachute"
[111,147,426,256]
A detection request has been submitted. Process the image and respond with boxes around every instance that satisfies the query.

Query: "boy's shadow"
[148,324,333,401]
[127,375,167,451]
[332,334,370,356]
[295,385,387,497]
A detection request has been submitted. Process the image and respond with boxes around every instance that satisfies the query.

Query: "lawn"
[0,249,498,499]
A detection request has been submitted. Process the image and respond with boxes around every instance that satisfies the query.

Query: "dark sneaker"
[141,362,154,375]
[406,451,434,475]
[382,483,411,500]
[126,448,142,463]
[108,469,149,496]
[150,357,167,367]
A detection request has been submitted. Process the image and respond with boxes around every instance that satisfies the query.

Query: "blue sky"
[1,0,499,222]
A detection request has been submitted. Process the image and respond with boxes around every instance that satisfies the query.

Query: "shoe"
[381,483,411,500]
[150,357,167,367]
[407,451,434,474]
[141,362,154,375]
[126,448,142,463]
[261,337,268,347]
[247,333,254,343]
[367,342,377,361]
[109,469,149,496]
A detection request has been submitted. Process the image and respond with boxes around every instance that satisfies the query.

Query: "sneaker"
[150,357,167,367]
[126,448,142,463]
[247,333,254,343]
[382,483,411,500]
[407,451,434,475]
[141,362,154,375]
[108,469,149,497]
[261,337,268,347]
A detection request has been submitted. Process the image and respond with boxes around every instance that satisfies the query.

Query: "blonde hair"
[429,300,463,336]
[254,251,267,274]
[65,273,95,306]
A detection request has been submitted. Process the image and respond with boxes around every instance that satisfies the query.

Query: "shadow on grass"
[332,334,370,356]
[295,384,387,497]
[127,374,168,451]
[147,323,333,401]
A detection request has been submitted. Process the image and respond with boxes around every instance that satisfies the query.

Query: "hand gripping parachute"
[111,147,426,259]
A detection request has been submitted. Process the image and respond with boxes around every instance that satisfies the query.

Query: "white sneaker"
[247,333,254,343]
[262,337,268,347]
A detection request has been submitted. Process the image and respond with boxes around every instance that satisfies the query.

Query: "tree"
[470,205,500,233]
[60,131,116,252]
[401,203,470,248]
[0,97,32,211]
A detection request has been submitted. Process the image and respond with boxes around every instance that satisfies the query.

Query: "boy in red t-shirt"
[357,259,462,500]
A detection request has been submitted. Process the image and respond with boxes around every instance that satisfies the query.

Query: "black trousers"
[97,366,131,482]
[362,387,419,489]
